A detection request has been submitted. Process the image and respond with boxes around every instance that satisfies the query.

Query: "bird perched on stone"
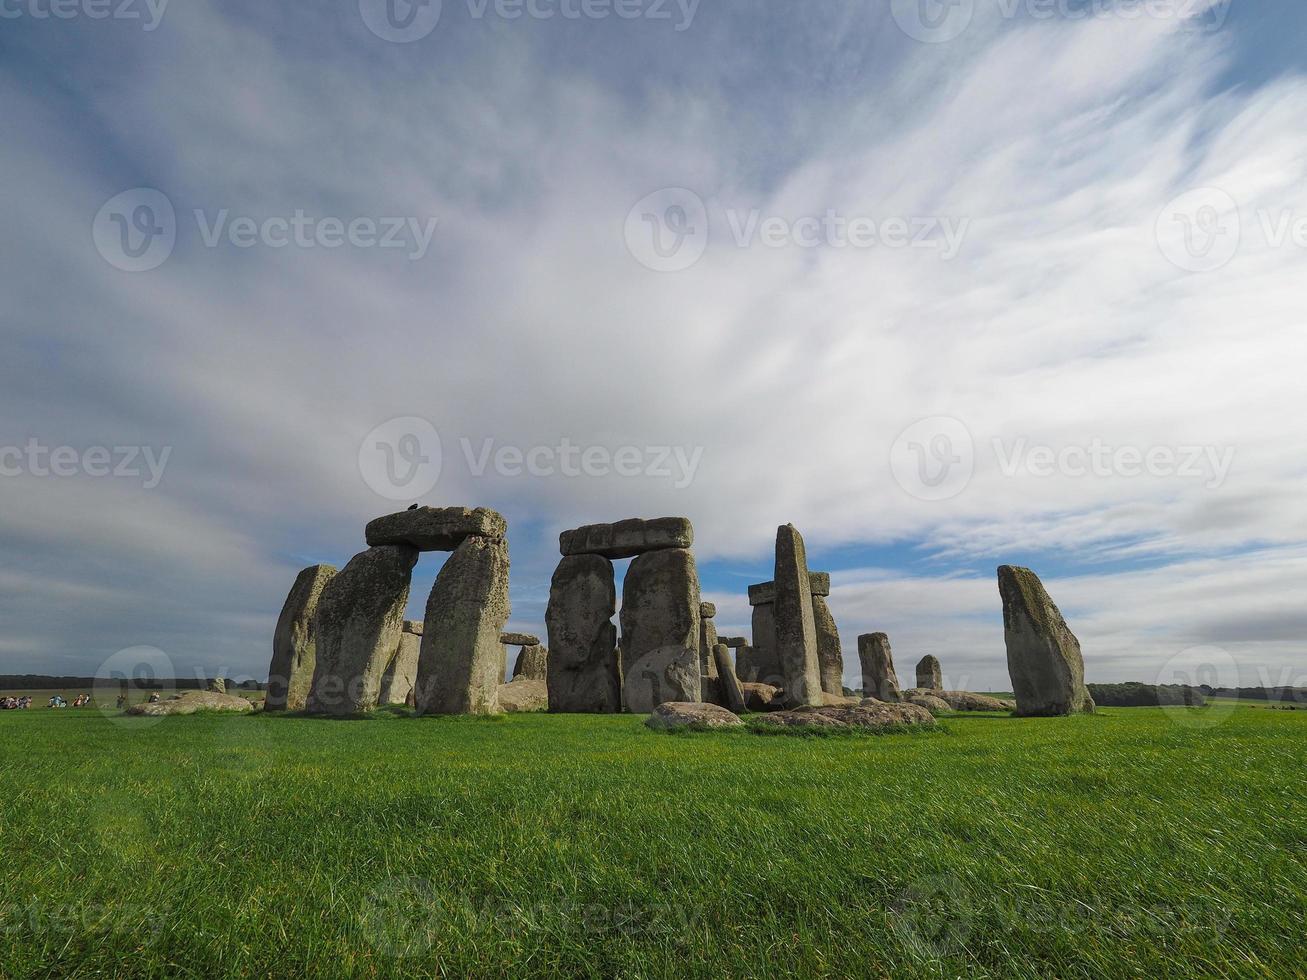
[407,503,419,510]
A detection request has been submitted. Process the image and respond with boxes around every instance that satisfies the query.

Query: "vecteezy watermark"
[0,899,163,942]
[0,439,171,489]
[1155,645,1239,729]
[92,645,177,727]
[890,0,1232,44]
[0,0,169,30]
[359,0,699,42]
[889,419,1236,501]
[93,188,440,271]
[624,187,970,272]
[357,417,703,500]
[892,873,974,958]
[1156,186,1307,273]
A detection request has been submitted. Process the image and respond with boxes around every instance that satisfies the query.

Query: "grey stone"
[208,677,227,695]
[934,690,1011,712]
[772,525,822,708]
[748,606,781,685]
[645,702,743,732]
[415,536,511,715]
[511,644,549,682]
[904,692,952,715]
[712,644,747,714]
[545,554,621,713]
[699,613,719,679]
[740,681,785,712]
[699,602,717,619]
[717,636,747,649]
[366,506,506,552]
[807,572,831,598]
[306,545,417,716]
[267,564,337,712]
[500,632,540,647]
[748,572,829,605]
[497,677,548,712]
[858,633,901,703]
[998,565,1095,716]
[559,517,693,560]
[378,622,422,706]
[750,701,934,731]
[811,595,844,696]
[126,690,254,716]
[620,548,702,712]
[915,655,943,691]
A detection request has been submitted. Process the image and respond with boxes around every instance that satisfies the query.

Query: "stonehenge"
[545,554,621,713]
[559,517,692,560]
[773,525,824,708]
[267,563,337,711]
[620,547,702,713]
[712,643,747,714]
[998,565,1095,716]
[366,506,506,551]
[858,633,901,702]
[810,589,845,696]
[510,641,549,682]
[378,621,422,706]
[915,655,943,691]
[743,570,838,693]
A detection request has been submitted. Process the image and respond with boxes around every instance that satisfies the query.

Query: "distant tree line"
[0,674,264,692]
[1086,683,1207,707]
[1200,685,1307,704]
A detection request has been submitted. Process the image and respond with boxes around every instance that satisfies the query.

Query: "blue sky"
[2,0,1304,690]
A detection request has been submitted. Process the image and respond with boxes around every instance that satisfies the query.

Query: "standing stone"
[208,677,227,695]
[998,565,1095,716]
[512,644,549,682]
[306,546,417,716]
[379,621,423,706]
[772,525,822,708]
[712,643,747,714]
[916,655,943,691]
[811,595,844,696]
[267,564,337,711]
[858,633,901,702]
[748,602,780,686]
[545,554,620,713]
[415,536,511,715]
[698,601,719,679]
[620,548,702,712]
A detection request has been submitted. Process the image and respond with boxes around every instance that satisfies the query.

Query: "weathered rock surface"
[811,595,844,697]
[699,602,717,620]
[820,692,861,707]
[511,644,549,682]
[497,677,548,713]
[747,573,829,605]
[741,681,785,712]
[750,701,934,731]
[772,525,823,708]
[936,690,1012,712]
[712,643,747,714]
[915,655,943,691]
[208,677,227,695]
[699,610,719,679]
[127,690,254,716]
[378,621,422,706]
[717,636,747,649]
[415,536,511,715]
[998,565,1095,716]
[748,606,780,684]
[365,506,506,552]
[545,554,621,713]
[904,692,953,715]
[858,633,902,703]
[267,564,338,712]
[645,702,743,732]
[620,548,702,712]
[306,546,417,716]
[500,632,540,647]
[559,517,693,560]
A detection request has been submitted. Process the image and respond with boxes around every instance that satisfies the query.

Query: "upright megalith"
[620,548,702,712]
[712,643,747,715]
[545,554,621,713]
[746,587,780,686]
[415,536,511,715]
[772,525,823,708]
[810,590,844,696]
[858,633,901,702]
[916,655,943,691]
[511,643,548,682]
[998,565,1095,716]
[267,563,337,711]
[698,601,719,679]
[378,621,422,706]
[306,546,417,716]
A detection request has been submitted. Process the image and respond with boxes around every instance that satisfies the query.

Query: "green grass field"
[1,705,1303,978]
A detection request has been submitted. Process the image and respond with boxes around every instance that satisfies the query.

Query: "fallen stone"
[511,644,549,682]
[126,690,254,717]
[915,655,943,691]
[750,701,934,731]
[545,554,621,713]
[821,692,861,707]
[620,548,702,712]
[415,536,511,715]
[500,632,540,647]
[559,517,693,560]
[999,565,1095,716]
[772,525,823,708]
[858,633,902,703]
[378,621,422,706]
[811,595,844,697]
[904,692,953,715]
[365,506,506,552]
[712,643,747,714]
[497,677,548,713]
[740,681,785,712]
[645,702,743,732]
[306,545,417,716]
[266,564,337,712]
[935,690,1011,712]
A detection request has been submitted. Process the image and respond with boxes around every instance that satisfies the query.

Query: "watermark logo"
[994,438,1235,490]
[93,188,176,272]
[891,0,974,43]
[1155,645,1239,729]
[624,187,709,273]
[0,440,172,489]
[1155,187,1241,273]
[359,877,440,958]
[93,645,176,728]
[892,873,974,958]
[359,0,442,41]
[0,0,170,30]
[358,417,443,502]
[890,416,975,502]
